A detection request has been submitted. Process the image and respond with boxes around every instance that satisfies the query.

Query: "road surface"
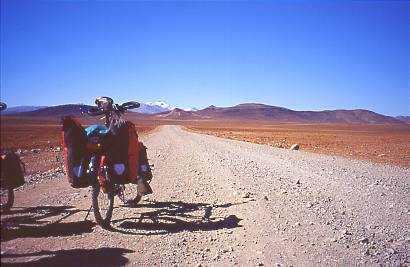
[1,125,409,266]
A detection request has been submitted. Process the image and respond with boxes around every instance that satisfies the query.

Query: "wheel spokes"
[97,190,111,218]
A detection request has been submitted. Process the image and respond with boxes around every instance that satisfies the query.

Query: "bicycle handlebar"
[0,102,7,111]
[120,101,140,110]
[81,98,140,117]
[82,106,107,116]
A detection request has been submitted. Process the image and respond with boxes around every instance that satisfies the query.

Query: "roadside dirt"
[0,117,155,175]
[187,122,410,168]
[1,125,409,266]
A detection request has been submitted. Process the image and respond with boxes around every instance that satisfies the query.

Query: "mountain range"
[396,116,410,124]
[192,103,405,124]
[2,102,408,124]
[3,104,94,117]
[3,101,174,115]
[1,106,48,114]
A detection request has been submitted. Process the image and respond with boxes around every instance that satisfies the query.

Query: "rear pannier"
[106,120,140,184]
[62,116,89,188]
[0,150,25,189]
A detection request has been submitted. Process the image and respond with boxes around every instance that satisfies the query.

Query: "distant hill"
[2,106,48,114]
[4,104,159,119]
[5,101,174,116]
[396,116,410,124]
[6,104,92,117]
[154,108,205,120]
[195,103,404,124]
[2,102,404,124]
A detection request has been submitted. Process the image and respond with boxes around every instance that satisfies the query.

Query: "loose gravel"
[1,125,409,266]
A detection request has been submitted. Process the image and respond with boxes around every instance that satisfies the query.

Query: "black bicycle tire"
[92,183,114,228]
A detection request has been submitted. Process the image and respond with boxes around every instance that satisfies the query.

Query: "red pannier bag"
[61,116,89,188]
[106,120,140,184]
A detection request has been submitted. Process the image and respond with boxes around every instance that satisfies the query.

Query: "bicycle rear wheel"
[0,187,14,212]
[92,183,114,228]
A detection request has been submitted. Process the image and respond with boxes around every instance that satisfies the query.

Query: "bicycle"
[62,97,153,228]
[0,102,26,212]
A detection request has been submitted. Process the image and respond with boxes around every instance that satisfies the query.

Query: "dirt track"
[1,125,409,266]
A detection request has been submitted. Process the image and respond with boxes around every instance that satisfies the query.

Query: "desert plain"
[2,116,409,174]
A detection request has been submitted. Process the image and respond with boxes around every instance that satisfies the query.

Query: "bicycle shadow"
[110,200,243,235]
[1,205,95,241]
[1,247,133,267]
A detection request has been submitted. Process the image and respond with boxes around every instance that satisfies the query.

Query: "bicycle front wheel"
[92,183,114,228]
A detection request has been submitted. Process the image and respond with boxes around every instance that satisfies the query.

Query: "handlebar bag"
[106,120,140,184]
[61,116,89,188]
[0,149,25,189]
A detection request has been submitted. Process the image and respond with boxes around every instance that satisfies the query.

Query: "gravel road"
[1,125,409,266]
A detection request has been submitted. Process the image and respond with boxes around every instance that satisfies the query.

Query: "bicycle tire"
[0,187,14,212]
[92,183,114,228]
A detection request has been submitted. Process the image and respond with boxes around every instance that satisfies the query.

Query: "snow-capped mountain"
[134,101,174,114]
[147,101,174,110]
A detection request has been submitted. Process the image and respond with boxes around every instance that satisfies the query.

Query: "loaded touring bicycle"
[62,97,153,228]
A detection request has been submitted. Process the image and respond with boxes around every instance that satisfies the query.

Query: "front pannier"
[0,150,25,189]
[106,120,139,184]
[138,144,152,182]
[61,116,89,188]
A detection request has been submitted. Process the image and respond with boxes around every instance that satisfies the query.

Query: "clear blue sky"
[1,0,409,116]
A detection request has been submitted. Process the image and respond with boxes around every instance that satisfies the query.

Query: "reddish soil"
[1,117,409,173]
[187,121,410,168]
[0,116,156,175]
